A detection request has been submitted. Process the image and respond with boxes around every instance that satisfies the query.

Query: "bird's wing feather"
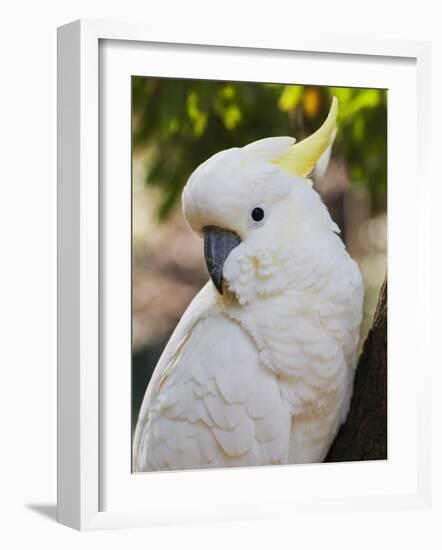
[133,282,216,463]
[133,283,291,471]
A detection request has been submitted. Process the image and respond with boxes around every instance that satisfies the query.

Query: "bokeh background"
[132,78,387,431]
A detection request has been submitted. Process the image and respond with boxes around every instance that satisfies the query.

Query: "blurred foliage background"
[132,78,387,430]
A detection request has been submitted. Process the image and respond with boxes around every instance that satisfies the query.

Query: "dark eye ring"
[251,207,265,222]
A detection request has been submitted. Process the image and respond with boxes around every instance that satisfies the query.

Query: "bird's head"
[182,97,340,304]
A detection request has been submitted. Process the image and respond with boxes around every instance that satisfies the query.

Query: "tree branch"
[325,278,387,462]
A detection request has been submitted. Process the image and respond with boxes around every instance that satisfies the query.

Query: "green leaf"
[278,85,303,112]
[186,90,208,137]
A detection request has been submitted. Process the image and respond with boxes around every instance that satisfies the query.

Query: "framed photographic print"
[57,19,431,530]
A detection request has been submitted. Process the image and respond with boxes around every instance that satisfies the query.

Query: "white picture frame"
[57,19,432,531]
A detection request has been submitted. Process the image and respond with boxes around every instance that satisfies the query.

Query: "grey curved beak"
[203,226,241,294]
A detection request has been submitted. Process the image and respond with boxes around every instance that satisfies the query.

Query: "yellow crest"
[273,97,338,178]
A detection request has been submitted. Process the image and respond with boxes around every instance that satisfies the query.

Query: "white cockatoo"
[133,98,363,471]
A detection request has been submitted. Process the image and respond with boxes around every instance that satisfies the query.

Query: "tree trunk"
[325,278,387,462]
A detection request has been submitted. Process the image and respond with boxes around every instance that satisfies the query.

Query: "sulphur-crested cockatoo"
[133,98,363,471]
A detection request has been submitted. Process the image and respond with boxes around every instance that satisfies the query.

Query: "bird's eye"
[249,206,266,228]
[251,207,264,222]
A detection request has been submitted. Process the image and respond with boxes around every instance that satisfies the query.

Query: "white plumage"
[133,98,364,471]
